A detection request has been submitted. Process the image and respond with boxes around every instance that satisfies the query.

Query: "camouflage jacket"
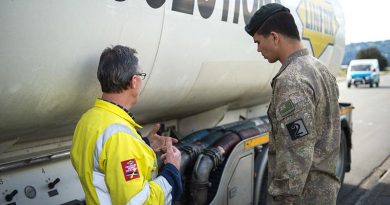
[267,49,341,203]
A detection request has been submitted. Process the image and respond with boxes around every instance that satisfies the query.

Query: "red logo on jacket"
[121,159,140,181]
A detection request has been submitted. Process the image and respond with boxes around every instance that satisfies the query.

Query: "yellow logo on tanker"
[297,0,338,57]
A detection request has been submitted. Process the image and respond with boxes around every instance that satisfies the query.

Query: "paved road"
[337,73,390,204]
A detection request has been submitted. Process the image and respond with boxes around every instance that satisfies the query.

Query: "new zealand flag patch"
[286,119,308,140]
[121,159,140,181]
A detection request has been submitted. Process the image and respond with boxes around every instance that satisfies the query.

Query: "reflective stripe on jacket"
[71,99,172,205]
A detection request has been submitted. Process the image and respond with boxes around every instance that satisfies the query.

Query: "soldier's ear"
[270,32,279,45]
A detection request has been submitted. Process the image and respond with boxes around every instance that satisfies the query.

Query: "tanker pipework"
[177,117,262,148]
[176,129,211,149]
[178,118,262,174]
[179,130,225,173]
[176,118,264,204]
[177,121,255,204]
[190,127,263,205]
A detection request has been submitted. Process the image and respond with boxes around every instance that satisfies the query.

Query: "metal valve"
[48,178,60,189]
[5,190,18,202]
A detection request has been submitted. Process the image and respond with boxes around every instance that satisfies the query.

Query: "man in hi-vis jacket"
[71,45,182,205]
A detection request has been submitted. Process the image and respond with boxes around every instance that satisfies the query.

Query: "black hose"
[189,154,215,205]
[176,130,210,149]
[177,117,269,204]
[190,127,262,205]
[178,119,261,174]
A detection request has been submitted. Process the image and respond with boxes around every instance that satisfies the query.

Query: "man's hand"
[147,123,178,152]
[160,137,181,170]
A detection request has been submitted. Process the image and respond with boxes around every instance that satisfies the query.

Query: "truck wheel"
[370,82,373,88]
[376,82,379,87]
[347,82,351,88]
[336,131,347,184]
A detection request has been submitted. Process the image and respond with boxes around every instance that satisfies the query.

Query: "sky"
[338,0,390,44]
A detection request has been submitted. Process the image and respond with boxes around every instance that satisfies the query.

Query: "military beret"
[245,3,290,36]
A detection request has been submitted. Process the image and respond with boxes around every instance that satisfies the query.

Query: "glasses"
[133,73,147,80]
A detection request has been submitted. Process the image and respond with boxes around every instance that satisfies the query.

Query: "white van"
[346,59,380,88]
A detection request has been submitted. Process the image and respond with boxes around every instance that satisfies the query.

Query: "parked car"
[346,59,380,88]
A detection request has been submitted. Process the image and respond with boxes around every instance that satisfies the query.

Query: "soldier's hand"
[160,137,181,170]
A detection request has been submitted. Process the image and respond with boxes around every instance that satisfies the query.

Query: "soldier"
[245,3,341,205]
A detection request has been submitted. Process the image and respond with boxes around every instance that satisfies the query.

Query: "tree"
[356,47,388,71]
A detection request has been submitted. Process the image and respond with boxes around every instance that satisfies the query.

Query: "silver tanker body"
[0,0,346,204]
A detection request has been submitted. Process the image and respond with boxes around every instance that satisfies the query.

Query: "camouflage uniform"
[267,49,341,205]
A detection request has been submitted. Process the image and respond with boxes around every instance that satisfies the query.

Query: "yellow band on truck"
[244,134,270,149]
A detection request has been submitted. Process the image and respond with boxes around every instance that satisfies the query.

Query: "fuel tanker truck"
[0,0,353,204]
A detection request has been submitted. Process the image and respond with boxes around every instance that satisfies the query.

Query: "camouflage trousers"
[269,171,340,205]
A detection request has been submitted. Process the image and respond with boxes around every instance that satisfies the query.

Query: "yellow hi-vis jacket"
[71,99,172,205]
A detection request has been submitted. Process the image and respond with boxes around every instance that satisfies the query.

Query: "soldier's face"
[253,33,278,63]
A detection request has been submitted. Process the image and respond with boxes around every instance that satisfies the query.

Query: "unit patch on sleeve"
[121,159,140,181]
[278,99,295,118]
[286,119,308,140]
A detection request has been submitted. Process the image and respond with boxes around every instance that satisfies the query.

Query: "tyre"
[347,82,351,88]
[376,82,379,87]
[336,131,347,184]
[370,82,373,87]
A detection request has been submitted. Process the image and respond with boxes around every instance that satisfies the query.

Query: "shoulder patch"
[278,99,295,117]
[286,119,308,140]
[121,159,140,181]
